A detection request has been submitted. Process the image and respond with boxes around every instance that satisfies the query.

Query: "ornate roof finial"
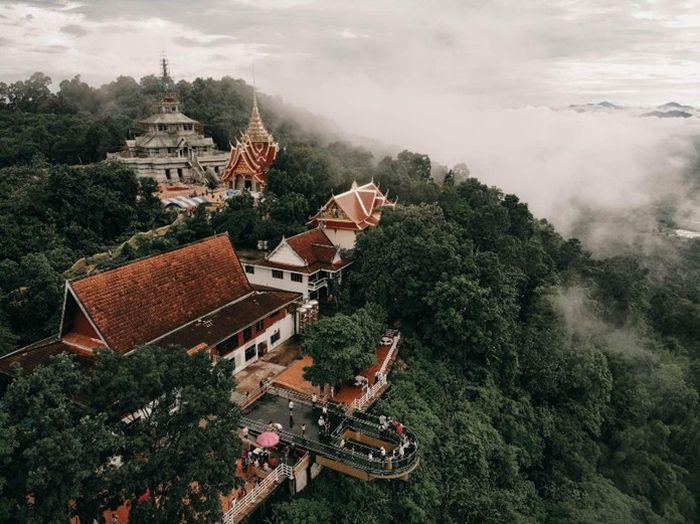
[242,67,275,144]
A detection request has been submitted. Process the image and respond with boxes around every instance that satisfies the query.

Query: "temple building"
[221,92,279,197]
[107,59,229,184]
[241,228,351,300]
[307,181,395,249]
[0,234,305,377]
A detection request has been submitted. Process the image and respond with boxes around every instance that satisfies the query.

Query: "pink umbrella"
[256,431,280,448]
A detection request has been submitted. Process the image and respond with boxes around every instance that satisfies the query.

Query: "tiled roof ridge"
[0,336,59,361]
[285,227,332,244]
[69,232,232,283]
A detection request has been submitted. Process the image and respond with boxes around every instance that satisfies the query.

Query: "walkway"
[240,386,419,481]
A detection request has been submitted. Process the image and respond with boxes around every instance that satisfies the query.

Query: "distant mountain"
[564,101,700,119]
[641,110,693,119]
[568,101,623,113]
[659,101,695,111]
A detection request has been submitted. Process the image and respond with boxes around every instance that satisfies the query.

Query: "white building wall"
[243,264,310,299]
[268,242,306,266]
[223,313,295,374]
[322,228,357,249]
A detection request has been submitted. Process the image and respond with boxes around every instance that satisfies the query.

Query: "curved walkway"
[240,388,419,480]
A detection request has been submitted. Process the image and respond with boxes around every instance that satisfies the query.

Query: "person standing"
[311,392,318,410]
[318,415,326,435]
[288,399,294,415]
[301,423,307,438]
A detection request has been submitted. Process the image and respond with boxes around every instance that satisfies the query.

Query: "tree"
[211,193,262,249]
[0,354,117,524]
[90,346,241,523]
[425,275,516,377]
[349,204,467,323]
[303,304,385,387]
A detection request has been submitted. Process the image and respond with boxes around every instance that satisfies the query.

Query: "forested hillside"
[0,73,698,523]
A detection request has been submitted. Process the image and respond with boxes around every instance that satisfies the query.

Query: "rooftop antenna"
[160,52,170,83]
[251,62,258,107]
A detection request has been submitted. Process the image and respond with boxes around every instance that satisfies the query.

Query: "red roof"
[0,338,92,376]
[70,234,252,353]
[308,181,391,231]
[287,228,338,265]
[262,228,351,273]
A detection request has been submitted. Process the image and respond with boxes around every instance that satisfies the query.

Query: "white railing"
[348,376,387,413]
[347,333,400,413]
[221,463,293,524]
[379,334,400,376]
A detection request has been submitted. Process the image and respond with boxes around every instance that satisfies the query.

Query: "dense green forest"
[0,73,698,523]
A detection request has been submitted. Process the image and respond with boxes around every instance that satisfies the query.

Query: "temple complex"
[107,59,228,184]
[308,181,395,249]
[221,92,279,197]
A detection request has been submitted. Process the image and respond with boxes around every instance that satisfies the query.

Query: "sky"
[1,0,699,247]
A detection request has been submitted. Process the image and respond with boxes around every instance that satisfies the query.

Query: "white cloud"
[1,0,699,250]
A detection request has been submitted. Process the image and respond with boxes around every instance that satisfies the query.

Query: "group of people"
[378,414,404,437]
[317,403,331,437]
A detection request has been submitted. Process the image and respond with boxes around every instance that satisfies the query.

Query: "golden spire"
[243,89,274,143]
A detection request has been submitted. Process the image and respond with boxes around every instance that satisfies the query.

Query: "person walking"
[288,399,294,415]
[318,415,326,435]
[301,423,307,438]
[311,392,318,410]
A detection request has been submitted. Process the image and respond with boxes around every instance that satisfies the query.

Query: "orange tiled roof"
[70,234,253,353]
[287,228,339,265]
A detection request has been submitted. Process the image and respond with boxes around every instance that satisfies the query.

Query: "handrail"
[379,334,401,375]
[221,462,293,524]
[240,415,419,476]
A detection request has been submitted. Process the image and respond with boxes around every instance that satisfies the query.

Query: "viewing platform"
[240,386,419,481]
[222,331,417,523]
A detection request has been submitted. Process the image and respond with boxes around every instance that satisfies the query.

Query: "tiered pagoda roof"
[222,93,279,187]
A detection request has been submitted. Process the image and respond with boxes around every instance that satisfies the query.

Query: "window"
[218,334,238,356]
[243,326,253,342]
[183,124,193,131]
[270,331,281,345]
[255,320,264,332]
[245,265,255,274]
[158,124,167,131]
[165,169,172,180]
[177,168,183,178]
[245,345,257,361]
[272,270,283,279]
[291,273,303,283]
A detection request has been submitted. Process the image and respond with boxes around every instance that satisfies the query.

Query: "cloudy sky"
[1,0,699,246]
[3,1,700,109]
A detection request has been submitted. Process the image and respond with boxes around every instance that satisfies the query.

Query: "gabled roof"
[69,234,252,353]
[308,181,393,231]
[262,228,350,273]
